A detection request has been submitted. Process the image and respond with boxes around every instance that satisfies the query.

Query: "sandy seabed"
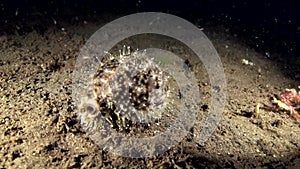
[0,19,299,168]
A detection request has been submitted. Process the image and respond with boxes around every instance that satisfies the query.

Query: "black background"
[0,0,299,58]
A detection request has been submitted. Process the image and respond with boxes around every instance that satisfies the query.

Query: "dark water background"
[0,0,299,59]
